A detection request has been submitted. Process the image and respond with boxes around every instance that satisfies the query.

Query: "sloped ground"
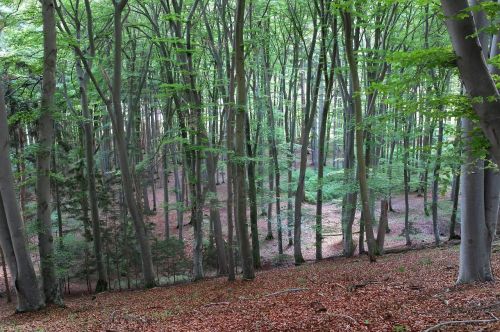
[1,243,499,331]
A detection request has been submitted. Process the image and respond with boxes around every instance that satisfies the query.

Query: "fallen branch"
[328,313,357,324]
[204,302,230,307]
[423,317,499,332]
[323,231,360,237]
[264,288,309,297]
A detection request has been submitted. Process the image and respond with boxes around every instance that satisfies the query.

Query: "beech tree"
[441,0,500,283]
[0,82,44,312]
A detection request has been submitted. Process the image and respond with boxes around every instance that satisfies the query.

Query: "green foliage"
[152,238,191,284]
[392,325,409,332]
[388,48,457,68]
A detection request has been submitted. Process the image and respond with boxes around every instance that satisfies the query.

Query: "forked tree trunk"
[342,10,377,261]
[441,0,500,283]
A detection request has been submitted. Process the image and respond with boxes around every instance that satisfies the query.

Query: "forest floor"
[1,242,500,331]
[153,170,457,265]
[0,162,485,331]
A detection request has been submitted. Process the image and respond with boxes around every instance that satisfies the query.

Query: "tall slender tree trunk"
[403,119,412,246]
[110,0,155,288]
[163,142,170,240]
[245,114,261,268]
[431,119,444,245]
[76,51,107,291]
[342,10,376,261]
[234,0,255,280]
[37,0,63,305]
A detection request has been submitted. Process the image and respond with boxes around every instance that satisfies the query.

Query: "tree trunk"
[431,119,444,245]
[403,120,412,246]
[458,119,495,283]
[76,53,107,292]
[110,0,156,288]
[163,142,170,240]
[441,0,500,283]
[0,82,44,312]
[245,114,261,268]
[449,171,461,240]
[0,247,11,303]
[37,0,63,305]
[342,10,376,261]
[376,199,388,255]
[234,0,255,280]
[441,0,500,163]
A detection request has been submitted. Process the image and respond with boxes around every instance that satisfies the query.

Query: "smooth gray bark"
[234,0,255,280]
[442,0,500,283]
[37,0,63,305]
[0,82,44,312]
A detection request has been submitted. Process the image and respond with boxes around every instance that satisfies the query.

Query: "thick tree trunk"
[458,119,495,283]
[441,0,500,283]
[37,0,63,305]
[0,82,44,312]
[441,0,500,162]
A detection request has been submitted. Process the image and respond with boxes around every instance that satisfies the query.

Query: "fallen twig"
[327,312,357,324]
[204,302,230,307]
[264,288,309,297]
[423,317,499,332]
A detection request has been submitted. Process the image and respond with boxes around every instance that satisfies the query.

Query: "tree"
[109,0,156,288]
[37,0,63,305]
[234,0,255,280]
[342,8,377,262]
[441,0,500,283]
[0,81,44,312]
